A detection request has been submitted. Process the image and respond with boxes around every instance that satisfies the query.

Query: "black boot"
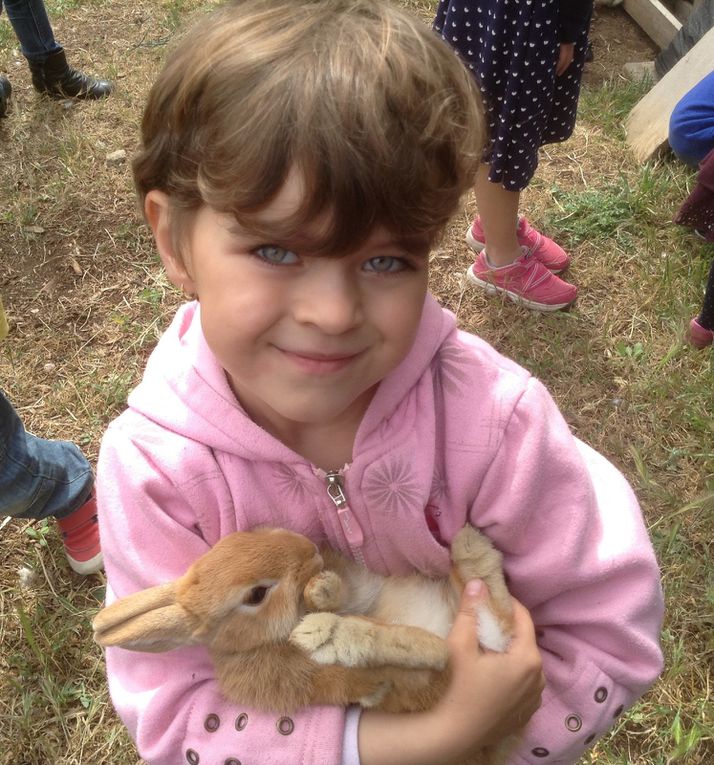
[27,49,112,100]
[0,75,11,118]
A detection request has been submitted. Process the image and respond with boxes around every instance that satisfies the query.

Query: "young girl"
[96,2,664,764]
[433,1,593,311]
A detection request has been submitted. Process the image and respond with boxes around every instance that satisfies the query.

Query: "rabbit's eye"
[245,585,270,606]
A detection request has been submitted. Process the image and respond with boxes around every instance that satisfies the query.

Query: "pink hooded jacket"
[97,294,664,765]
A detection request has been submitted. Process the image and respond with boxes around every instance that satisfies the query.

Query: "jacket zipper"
[325,471,365,565]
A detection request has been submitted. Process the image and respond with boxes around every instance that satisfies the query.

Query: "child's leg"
[0,389,101,573]
[473,164,520,267]
[689,257,714,348]
[465,165,578,312]
[0,389,93,520]
[699,258,714,330]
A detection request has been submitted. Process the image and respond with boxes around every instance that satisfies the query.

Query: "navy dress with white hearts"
[434,0,591,192]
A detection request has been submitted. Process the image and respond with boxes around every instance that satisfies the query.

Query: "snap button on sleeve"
[186,749,200,765]
[276,716,295,735]
[564,714,582,732]
[235,713,249,731]
[224,759,242,765]
[531,747,549,757]
[204,713,220,732]
[594,686,608,703]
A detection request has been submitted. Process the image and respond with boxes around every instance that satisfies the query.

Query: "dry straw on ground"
[0,1,712,764]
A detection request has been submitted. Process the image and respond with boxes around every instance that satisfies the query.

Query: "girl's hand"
[556,43,575,76]
[436,580,545,747]
[358,581,544,765]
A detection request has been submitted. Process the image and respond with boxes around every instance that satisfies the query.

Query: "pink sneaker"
[56,495,103,575]
[688,318,714,349]
[466,216,570,273]
[466,248,577,312]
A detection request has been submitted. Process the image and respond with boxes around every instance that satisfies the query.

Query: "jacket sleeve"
[470,378,664,765]
[558,0,593,42]
[96,420,347,765]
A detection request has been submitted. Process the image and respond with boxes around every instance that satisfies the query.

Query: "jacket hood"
[126,293,456,463]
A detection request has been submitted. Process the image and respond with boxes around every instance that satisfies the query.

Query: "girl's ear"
[145,190,196,296]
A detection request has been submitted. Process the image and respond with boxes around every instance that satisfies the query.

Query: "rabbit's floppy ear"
[93,582,199,652]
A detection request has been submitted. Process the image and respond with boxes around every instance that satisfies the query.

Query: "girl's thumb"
[461,579,486,615]
[448,579,486,650]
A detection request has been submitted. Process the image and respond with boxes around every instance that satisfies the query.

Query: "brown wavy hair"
[133,0,485,256]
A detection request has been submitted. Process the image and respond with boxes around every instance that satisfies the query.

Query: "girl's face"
[149,173,429,445]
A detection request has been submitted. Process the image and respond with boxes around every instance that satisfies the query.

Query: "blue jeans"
[0,0,62,63]
[0,389,93,520]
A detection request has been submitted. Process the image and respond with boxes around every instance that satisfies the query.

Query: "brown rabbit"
[93,525,516,764]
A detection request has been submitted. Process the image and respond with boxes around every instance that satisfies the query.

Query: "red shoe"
[466,216,571,273]
[466,248,577,312]
[688,318,714,349]
[56,495,103,575]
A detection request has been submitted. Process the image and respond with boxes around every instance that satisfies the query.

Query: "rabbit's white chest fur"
[342,569,456,638]
[330,555,510,653]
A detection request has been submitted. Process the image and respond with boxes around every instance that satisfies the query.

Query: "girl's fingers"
[556,43,575,76]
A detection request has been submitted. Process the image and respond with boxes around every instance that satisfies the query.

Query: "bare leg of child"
[473,164,521,267]
[689,258,714,349]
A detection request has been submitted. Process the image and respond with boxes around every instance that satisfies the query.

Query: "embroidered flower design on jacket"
[430,465,448,503]
[433,342,473,396]
[363,458,423,518]
[270,464,311,503]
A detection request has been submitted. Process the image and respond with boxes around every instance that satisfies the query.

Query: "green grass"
[4,564,108,763]
[543,163,691,248]
[0,19,13,49]
[577,77,651,141]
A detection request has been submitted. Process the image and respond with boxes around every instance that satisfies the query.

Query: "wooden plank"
[625,27,714,161]
[623,0,682,47]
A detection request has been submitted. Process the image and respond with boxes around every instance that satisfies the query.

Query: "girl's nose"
[292,266,364,334]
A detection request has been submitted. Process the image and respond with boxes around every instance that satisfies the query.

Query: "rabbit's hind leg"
[451,526,503,581]
[451,526,511,605]
[450,526,513,652]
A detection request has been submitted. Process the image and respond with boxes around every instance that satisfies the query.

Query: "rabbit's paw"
[290,612,342,663]
[296,615,449,670]
[304,570,344,612]
[291,614,380,667]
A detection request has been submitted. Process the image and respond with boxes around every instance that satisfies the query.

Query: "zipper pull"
[325,471,365,553]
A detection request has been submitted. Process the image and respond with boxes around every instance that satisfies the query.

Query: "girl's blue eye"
[364,256,406,273]
[254,245,299,265]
